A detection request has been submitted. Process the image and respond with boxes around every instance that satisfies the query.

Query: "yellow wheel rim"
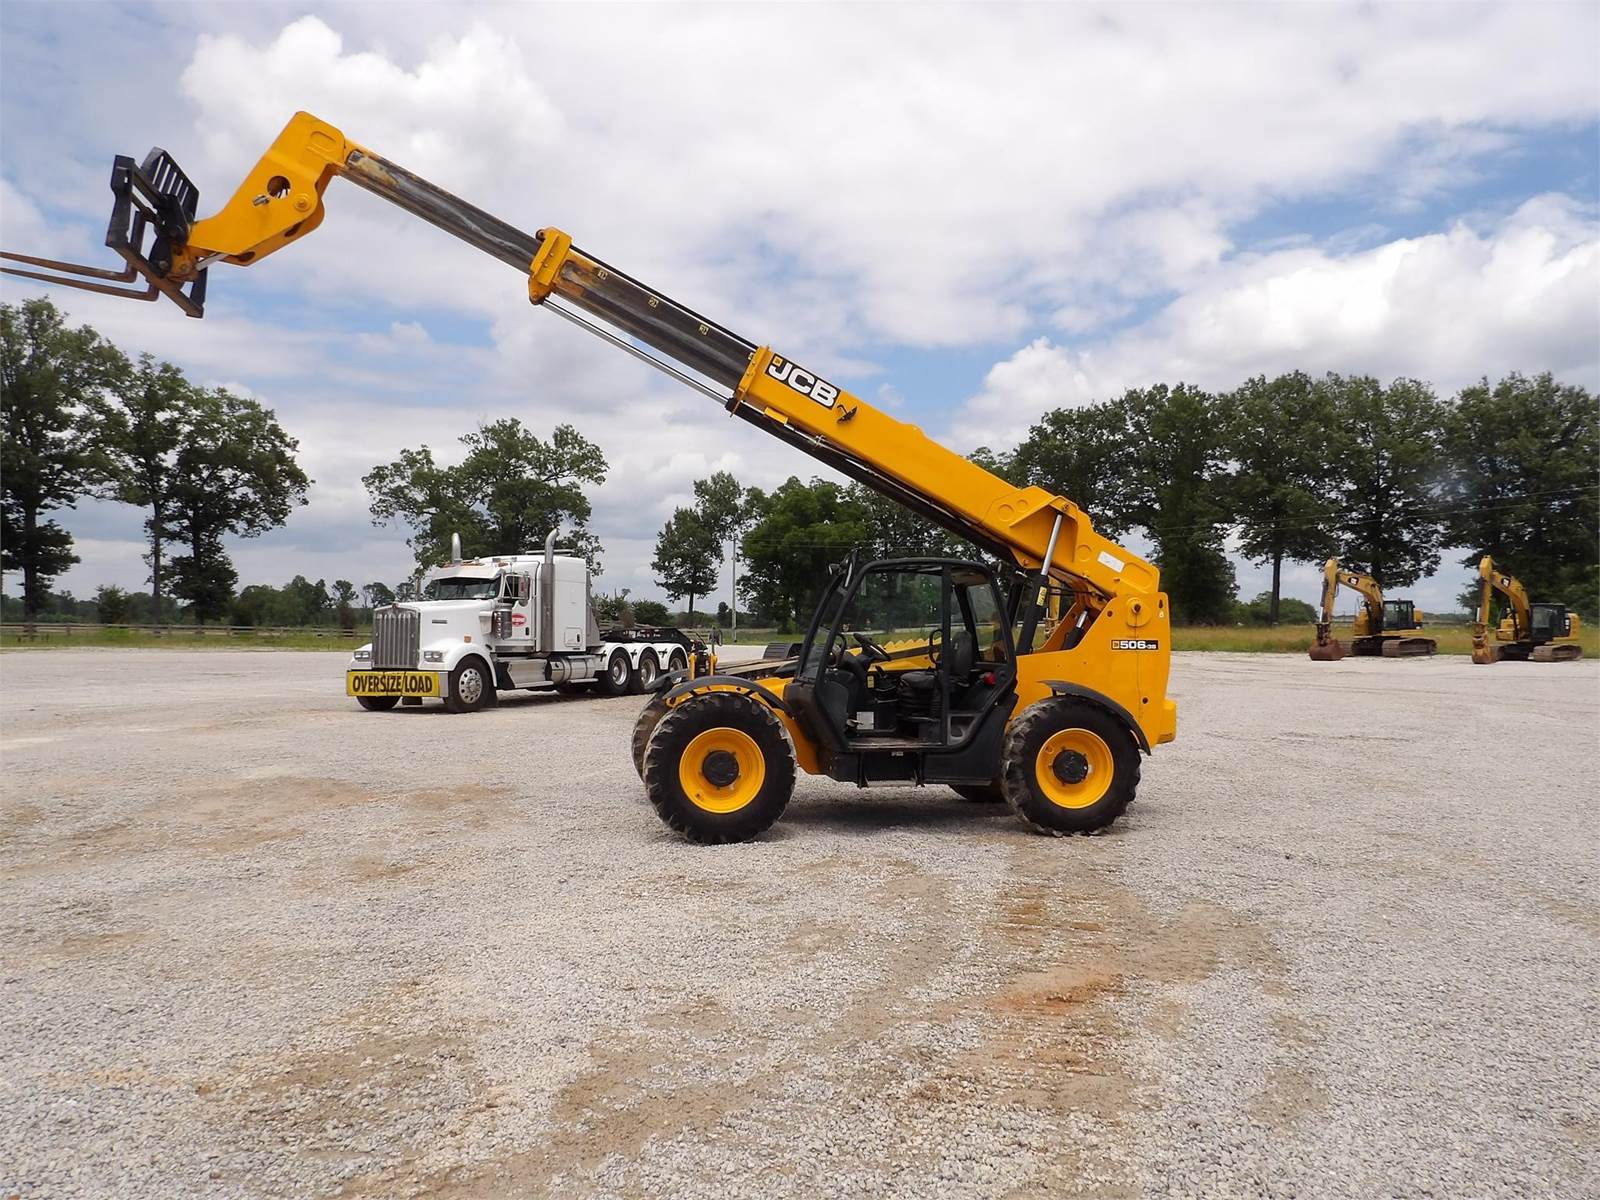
[1036,728,1114,810]
[678,727,766,813]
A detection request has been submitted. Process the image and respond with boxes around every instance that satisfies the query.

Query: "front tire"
[443,657,495,714]
[1001,699,1139,836]
[643,692,795,843]
[629,650,660,696]
[357,696,400,712]
[596,650,633,697]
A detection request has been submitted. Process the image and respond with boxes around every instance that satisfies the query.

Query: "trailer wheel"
[444,657,495,714]
[643,692,795,843]
[596,650,633,697]
[1001,699,1139,836]
[668,650,687,673]
[357,696,400,712]
[632,694,671,780]
[630,651,660,695]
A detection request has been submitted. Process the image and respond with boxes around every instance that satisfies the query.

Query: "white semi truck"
[345,532,696,712]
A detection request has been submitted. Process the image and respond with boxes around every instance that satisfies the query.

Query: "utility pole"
[730,540,738,640]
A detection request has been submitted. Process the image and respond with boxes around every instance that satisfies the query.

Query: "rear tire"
[596,650,633,697]
[668,650,688,673]
[629,650,660,696]
[357,696,400,712]
[443,657,495,714]
[643,692,795,843]
[632,694,671,780]
[1001,699,1139,836]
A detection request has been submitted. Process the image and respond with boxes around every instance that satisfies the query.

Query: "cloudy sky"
[2,1,1596,615]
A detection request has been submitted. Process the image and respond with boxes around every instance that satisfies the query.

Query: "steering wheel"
[925,627,943,665]
[852,631,891,662]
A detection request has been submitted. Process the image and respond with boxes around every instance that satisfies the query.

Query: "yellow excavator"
[1308,558,1436,660]
[1471,556,1583,664]
[3,111,1176,843]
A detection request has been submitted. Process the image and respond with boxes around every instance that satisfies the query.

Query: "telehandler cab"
[1471,556,1583,664]
[1308,558,1436,660]
[2,111,1178,842]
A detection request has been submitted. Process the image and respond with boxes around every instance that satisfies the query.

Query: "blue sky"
[2,2,1596,616]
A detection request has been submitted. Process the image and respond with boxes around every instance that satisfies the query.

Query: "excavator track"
[1350,636,1436,657]
[1529,643,1583,663]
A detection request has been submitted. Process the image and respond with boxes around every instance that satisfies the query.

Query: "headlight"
[352,649,371,661]
[423,650,445,662]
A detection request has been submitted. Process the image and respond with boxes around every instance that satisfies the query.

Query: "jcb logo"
[766,356,839,408]
[1111,639,1160,651]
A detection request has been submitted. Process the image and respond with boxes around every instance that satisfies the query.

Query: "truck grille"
[372,606,420,669]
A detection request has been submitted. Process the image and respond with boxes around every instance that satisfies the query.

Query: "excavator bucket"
[1,149,209,317]
[1471,644,1500,665]
[1308,623,1346,661]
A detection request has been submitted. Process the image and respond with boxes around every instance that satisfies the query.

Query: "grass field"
[1172,622,1600,656]
[6,622,1596,658]
[2,627,364,652]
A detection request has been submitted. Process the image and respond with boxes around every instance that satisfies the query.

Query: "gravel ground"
[1,649,1596,1199]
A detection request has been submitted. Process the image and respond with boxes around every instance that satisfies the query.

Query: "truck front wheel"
[357,696,400,712]
[444,658,495,714]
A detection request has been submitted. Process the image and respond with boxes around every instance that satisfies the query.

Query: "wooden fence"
[3,622,363,643]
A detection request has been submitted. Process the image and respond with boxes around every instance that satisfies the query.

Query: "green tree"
[739,477,871,630]
[1442,373,1600,612]
[0,299,120,616]
[166,387,310,622]
[365,420,607,572]
[94,584,131,624]
[332,579,359,629]
[169,544,238,624]
[1222,372,1341,622]
[594,588,633,626]
[632,599,671,625]
[652,507,720,618]
[1330,375,1448,587]
[364,581,396,609]
[1009,401,1137,538]
[1119,383,1237,624]
[1235,591,1318,626]
[98,354,197,617]
[692,470,763,629]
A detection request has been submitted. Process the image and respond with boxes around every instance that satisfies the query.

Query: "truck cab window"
[424,575,500,601]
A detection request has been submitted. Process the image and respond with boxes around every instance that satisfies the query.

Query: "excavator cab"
[1381,599,1421,633]
[1528,603,1571,644]
[784,559,1018,788]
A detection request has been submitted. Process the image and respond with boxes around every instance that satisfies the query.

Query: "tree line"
[651,372,1597,629]
[1,300,309,620]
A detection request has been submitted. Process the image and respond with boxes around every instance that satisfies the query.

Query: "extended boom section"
[3,110,1177,840]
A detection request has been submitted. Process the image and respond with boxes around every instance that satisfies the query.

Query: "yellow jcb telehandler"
[1471,557,1583,664]
[1308,558,1436,661]
[3,111,1178,843]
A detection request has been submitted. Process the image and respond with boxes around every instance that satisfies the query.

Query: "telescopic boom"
[1,112,1159,621]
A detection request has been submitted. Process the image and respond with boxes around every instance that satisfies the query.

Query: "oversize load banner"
[347,671,440,697]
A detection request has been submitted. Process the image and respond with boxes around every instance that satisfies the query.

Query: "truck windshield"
[424,575,499,600]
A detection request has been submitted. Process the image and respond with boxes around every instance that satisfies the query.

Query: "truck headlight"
[353,649,370,661]
[423,650,445,662]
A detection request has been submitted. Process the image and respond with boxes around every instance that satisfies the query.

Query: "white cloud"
[962,195,1600,444]
[6,4,1598,610]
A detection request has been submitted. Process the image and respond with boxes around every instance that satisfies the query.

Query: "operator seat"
[898,629,976,701]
